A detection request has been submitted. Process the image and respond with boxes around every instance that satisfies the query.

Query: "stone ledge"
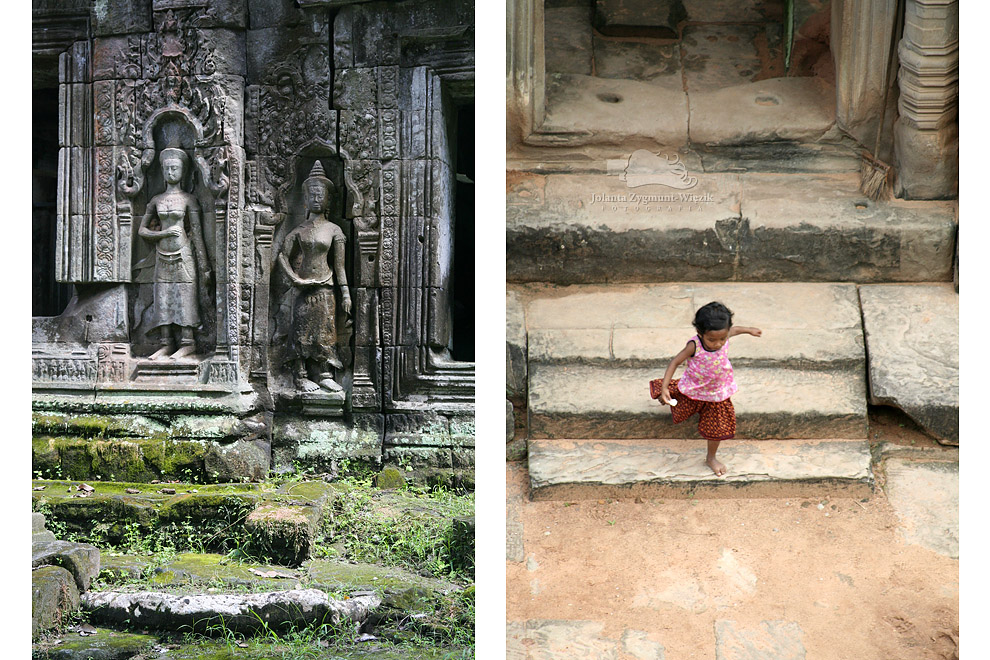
[528,439,874,501]
[507,172,956,284]
[519,282,865,371]
[529,365,867,440]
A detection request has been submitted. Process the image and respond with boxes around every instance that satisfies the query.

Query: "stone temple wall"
[31,0,475,485]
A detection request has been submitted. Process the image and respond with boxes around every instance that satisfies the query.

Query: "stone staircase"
[507,171,958,500]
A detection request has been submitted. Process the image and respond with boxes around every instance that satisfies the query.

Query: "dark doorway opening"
[450,102,475,363]
[33,87,73,317]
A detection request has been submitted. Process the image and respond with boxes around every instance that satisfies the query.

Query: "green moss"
[89,440,154,482]
[139,438,207,477]
[44,495,156,541]
[278,481,339,503]
[33,627,157,656]
[159,492,257,523]
[324,485,475,580]
[375,467,405,490]
[32,438,60,479]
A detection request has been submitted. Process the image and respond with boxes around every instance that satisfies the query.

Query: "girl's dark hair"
[693,301,733,335]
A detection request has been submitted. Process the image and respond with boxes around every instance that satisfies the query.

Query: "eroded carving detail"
[96,344,129,382]
[33,358,97,384]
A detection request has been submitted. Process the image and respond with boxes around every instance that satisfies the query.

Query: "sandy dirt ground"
[506,411,958,660]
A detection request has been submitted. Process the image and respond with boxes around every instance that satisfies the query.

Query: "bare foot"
[295,377,320,392]
[706,456,727,476]
[169,345,195,360]
[318,377,342,392]
[149,345,172,361]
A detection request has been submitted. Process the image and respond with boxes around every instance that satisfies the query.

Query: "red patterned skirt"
[666,378,736,441]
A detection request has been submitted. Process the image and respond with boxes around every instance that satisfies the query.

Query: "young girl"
[657,302,761,476]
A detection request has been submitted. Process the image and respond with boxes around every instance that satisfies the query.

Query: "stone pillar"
[893,0,958,199]
[830,0,900,152]
[506,0,544,146]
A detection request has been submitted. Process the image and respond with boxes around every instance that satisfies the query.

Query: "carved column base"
[894,118,958,200]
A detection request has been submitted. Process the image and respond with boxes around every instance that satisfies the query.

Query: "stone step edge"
[527,438,875,501]
[82,589,379,635]
[524,354,862,371]
[96,552,461,600]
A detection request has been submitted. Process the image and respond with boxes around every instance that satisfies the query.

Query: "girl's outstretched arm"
[660,341,696,404]
[729,326,762,338]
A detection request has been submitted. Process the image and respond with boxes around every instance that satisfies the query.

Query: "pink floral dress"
[676,335,738,402]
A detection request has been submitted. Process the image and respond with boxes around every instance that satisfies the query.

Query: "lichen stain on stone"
[93,0,109,20]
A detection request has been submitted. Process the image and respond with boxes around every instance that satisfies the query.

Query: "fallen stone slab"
[529,365,867,440]
[883,456,958,559]
[33,512,57,545]
[33,565,81,640]
[244,502,323,566]
[528,439,874,500]
[715,620,806,660]
[32,539,101,593]
[83,589,380,635]
[860,284,958,444]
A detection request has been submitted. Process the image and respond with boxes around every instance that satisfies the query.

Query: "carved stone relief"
[270,158,353,416]
[35,0,476,479]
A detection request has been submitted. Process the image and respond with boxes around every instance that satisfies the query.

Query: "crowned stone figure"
[276,161,352,392]
[135,147,211,360]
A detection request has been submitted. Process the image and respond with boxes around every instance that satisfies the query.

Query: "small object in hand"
[669,398,678,406]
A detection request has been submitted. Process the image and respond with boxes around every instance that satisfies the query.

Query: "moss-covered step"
[33,627,471,660]
[33,434,271,484]
[32,625,157,659]
[98,552,461,610]
[33,480,337,566]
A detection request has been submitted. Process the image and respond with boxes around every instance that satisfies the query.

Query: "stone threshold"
[506,171,956,285]
[527,438,874,501]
